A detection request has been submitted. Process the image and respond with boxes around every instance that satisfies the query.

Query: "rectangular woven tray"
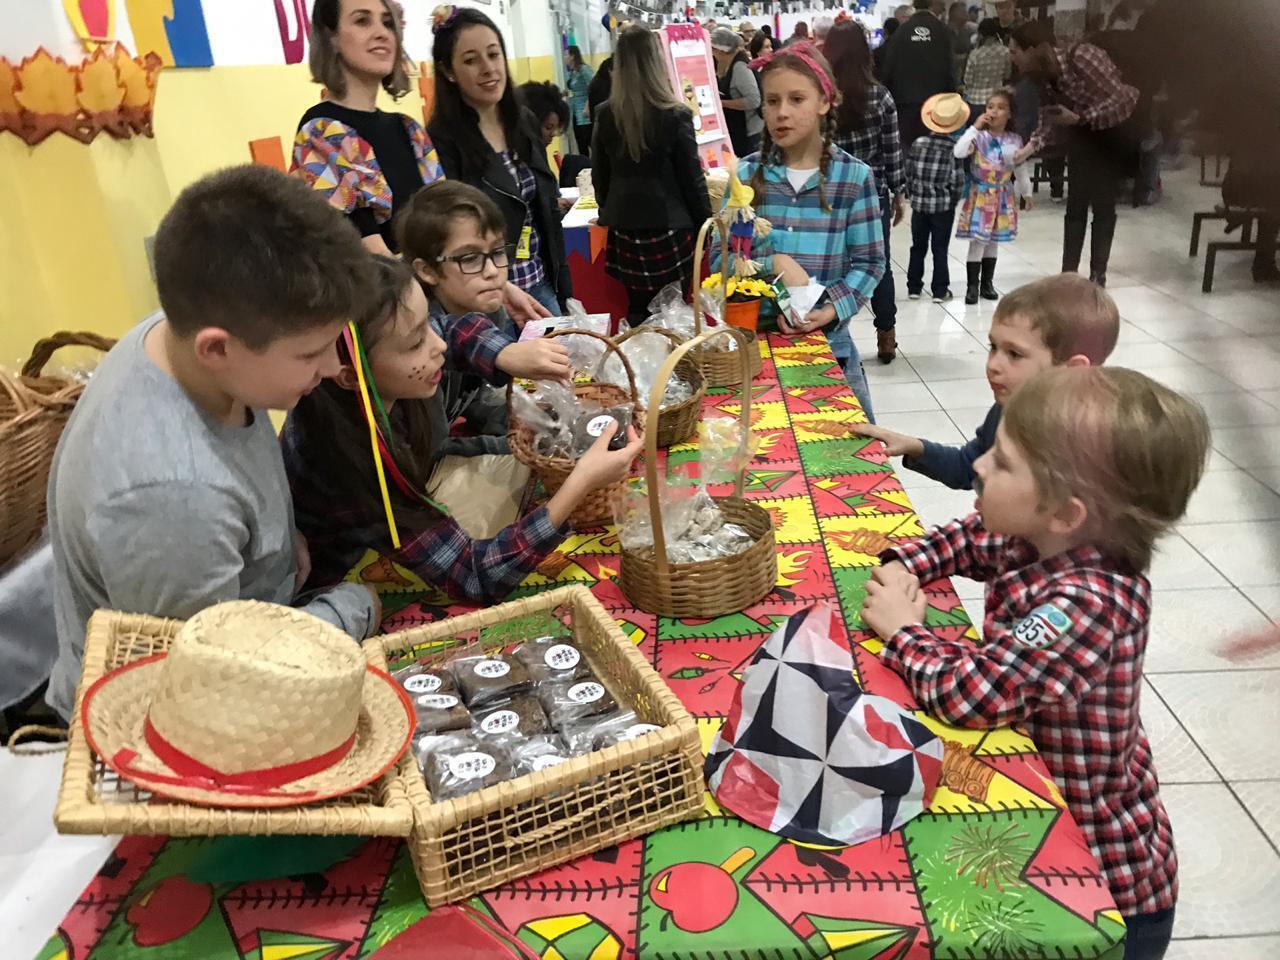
[364,584,705,906]
[53,610,414,837]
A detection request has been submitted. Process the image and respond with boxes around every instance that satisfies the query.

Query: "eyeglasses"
[436,245,514,274]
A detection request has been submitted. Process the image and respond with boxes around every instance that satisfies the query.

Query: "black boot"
[964,262,981,304]
[1089,217,1117,289]
[1062,216,1087,273]
[980,258,999,300]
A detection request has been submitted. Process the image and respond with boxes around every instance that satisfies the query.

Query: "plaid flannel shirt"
[427,299,514,424]
[834,85,906,197]
[906,133,966,214]
[714,147,885,324]
[962,40,1011,107]
[1028,43,1140,153]
[878,512,1177,916]
[499,150,547,290]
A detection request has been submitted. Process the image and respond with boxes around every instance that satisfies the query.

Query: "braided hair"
[749,46,841,212]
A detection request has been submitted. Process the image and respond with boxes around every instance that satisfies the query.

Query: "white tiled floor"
[856,162,1280,953]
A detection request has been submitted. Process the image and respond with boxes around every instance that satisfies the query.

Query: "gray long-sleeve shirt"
[45,316,377,719]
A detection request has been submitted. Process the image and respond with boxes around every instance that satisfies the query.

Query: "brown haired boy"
[854,273,1120,489]
[863,366,1211,958]
[46,166,383,720]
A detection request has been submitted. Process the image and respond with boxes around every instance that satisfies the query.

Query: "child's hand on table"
[863,562,927,640]
[498,339,572,381]
[850,423,925,459]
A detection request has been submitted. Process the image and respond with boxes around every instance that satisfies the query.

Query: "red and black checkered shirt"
[879,512,1177,917]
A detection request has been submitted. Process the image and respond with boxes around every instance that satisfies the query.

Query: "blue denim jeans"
[822,322,875,423]
[1123,907,1175,960]
[523,278,562,316]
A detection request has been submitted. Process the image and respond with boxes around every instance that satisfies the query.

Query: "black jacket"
[587,58,613,122]
[882,11,955,105]
[592,104,712,231]
[429,108,572,304]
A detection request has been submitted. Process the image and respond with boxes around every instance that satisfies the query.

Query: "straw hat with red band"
[80,601,414,808]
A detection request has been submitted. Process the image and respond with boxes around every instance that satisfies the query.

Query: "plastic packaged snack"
[561,710,662,755]
[471,693,552,741]
[391,664,458,698]
[619,487,755,563]
[410,689,472,735]
[509,734,574,776]
[418,733,513,800]
[450,654,532,707]
[513,636,593,684]
[539,678,618,729]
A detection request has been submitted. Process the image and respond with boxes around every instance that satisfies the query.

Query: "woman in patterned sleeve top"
[293,0,443,256]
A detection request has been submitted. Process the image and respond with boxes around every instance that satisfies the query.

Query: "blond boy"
[863,367,1210,958]
[855,273,1120,489]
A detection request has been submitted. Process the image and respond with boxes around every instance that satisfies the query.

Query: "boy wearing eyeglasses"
[396,180,570,456]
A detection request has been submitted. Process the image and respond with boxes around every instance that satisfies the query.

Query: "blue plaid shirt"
[716,147,885,324]
[499,150,547,291]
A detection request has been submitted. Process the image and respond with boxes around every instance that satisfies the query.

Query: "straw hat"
[921,93,971,134]
[80,601,414,808]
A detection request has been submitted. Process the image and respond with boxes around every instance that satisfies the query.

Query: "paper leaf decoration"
[2,44,161,145]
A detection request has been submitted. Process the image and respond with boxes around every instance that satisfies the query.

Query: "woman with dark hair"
[1009,20,1138,287]
[564,44,595,157]
[827,20,905,363]
[427,4,571,314]
[518,80,570,148]
[748,30,773,59]
[293,0,441,255]
[593,25,712,325]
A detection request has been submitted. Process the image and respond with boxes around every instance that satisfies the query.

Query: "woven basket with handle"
[619,328,777,618]
[0,331,115,567]
[507,328,645,529]
[690,217,764,388]
[613,325,705,449]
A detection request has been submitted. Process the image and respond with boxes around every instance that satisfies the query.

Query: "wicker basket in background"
[620,328,777,618]
[364,585,704,906]
[0,331,114,567]
[53,610,414,837]
[613,325,705,449]
[507,328,645,529]
[690,218,764,388]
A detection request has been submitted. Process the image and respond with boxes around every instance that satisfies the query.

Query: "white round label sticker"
[417,693,459,709]
[585,414,615,438]
[544,643,581,671]
[530,754,567,771]
[568,681,605,704]
[474,659,511,679]
[618,723,661,741]
[403,673,442,694]
[448,751,497,781]
[480,710,520,735]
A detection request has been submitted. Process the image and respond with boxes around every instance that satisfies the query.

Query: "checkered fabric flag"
[705,603,944,846]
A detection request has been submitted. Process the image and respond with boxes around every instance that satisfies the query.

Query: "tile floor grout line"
[1223,780,1280,862]
[1142,680,1227,786]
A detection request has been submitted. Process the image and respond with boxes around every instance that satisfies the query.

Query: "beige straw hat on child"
[80,600,414,808]
[921,92,971,134]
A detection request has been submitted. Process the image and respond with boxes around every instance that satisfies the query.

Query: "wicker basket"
[619,328,778,617]
[54,610,414,837]
[0,331,114,567]
[614,325,705,449]
[690,217,764,388]
[364,585,704,906]
[507,328,645,529]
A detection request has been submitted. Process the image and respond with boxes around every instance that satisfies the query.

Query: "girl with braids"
[717,43,886,420]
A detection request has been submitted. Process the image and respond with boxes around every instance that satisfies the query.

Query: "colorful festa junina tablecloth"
[34,332,1126,960]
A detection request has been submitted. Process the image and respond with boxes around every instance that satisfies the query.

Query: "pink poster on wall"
[660,23,733,171]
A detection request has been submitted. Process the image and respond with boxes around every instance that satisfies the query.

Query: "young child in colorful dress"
[863,366,1210,960]
[954,87,1032,304]
[281,255,642,603]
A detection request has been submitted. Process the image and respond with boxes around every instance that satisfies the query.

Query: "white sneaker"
[907,292,922,300]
